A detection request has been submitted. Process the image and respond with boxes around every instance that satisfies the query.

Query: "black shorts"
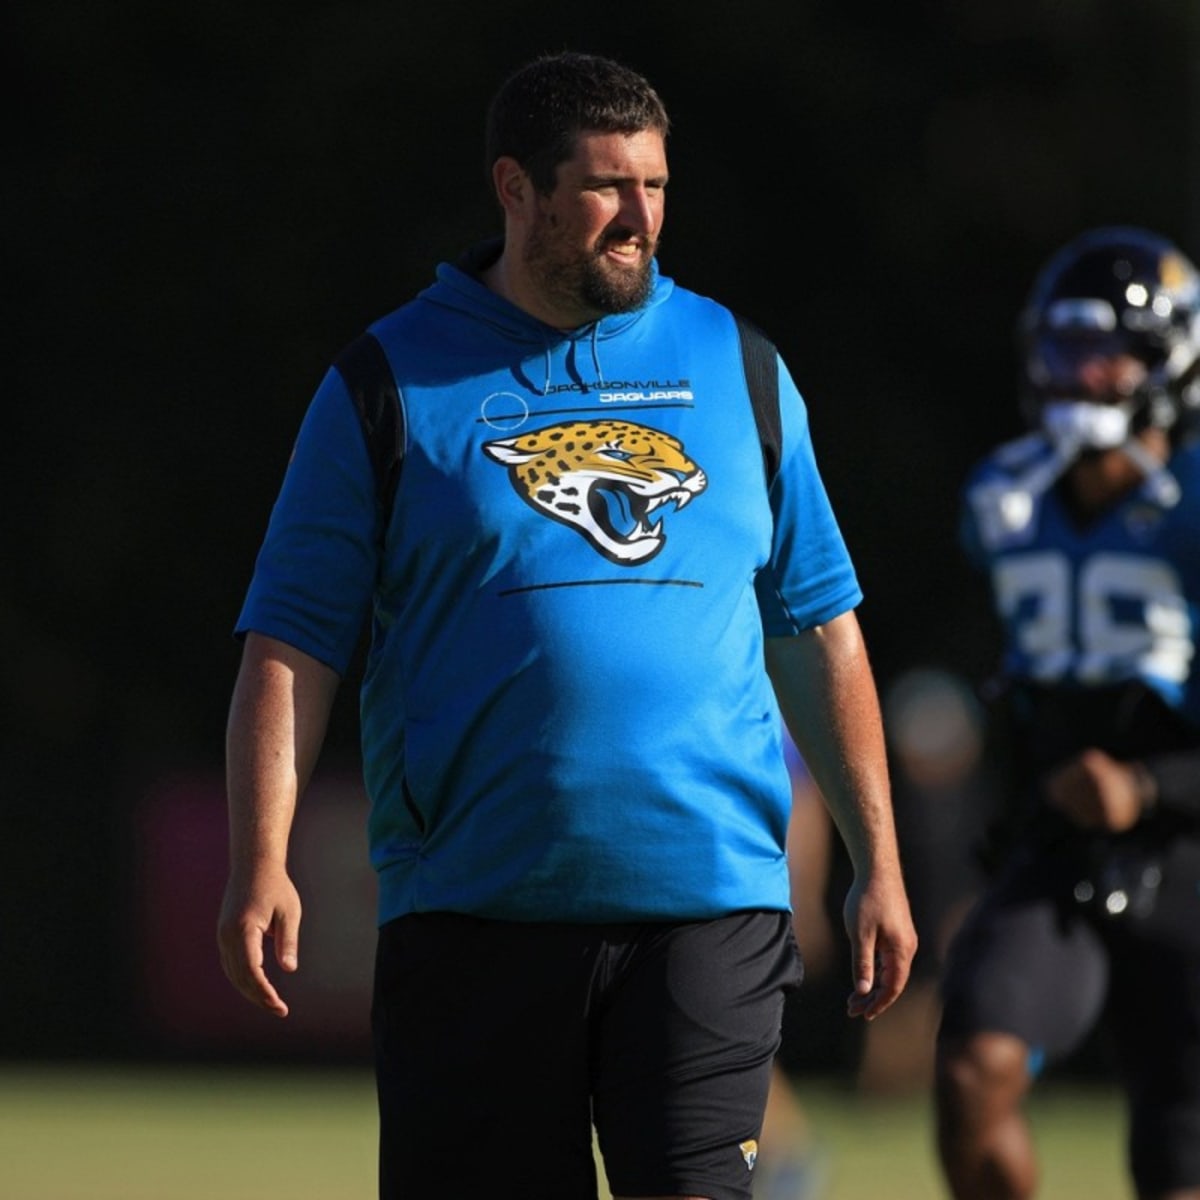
[937,833,1200,1193]
[372,909,803,1200]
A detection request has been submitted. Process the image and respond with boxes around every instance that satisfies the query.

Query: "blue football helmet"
[1019,226,1200,435]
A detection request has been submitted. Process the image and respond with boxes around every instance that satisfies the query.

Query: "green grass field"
[0,1065,1128,1199]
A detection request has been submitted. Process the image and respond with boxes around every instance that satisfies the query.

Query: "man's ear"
[492,156,532,217]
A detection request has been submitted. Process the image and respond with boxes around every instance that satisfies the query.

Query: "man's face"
[1073,350,1149,404]
[1035,329,1151,407]
[523,128,667,327]
[1040,348,1152,461]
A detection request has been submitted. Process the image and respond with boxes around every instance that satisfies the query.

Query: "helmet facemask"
[1019,227,1200,468]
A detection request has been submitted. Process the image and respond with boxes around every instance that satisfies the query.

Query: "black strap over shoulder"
[733,313,782,489]
[333,331,405,519]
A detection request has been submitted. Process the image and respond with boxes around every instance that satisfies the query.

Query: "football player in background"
[934,227,1200,1200]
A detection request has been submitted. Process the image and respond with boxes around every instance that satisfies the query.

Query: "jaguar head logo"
[482,418,707,564]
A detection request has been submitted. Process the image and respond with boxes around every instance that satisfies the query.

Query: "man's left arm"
[765,612,917,1021]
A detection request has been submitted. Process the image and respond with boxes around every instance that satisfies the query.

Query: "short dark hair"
[485,52,670,195]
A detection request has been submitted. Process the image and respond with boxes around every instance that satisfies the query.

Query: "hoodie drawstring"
[588,323,603,386]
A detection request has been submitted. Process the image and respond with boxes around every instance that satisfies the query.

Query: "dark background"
[6,0,1198,1061]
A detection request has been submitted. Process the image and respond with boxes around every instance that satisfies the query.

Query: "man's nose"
[619,186,657,234]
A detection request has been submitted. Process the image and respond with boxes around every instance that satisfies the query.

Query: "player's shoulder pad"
[962,433,1055,553]
[967,432,1051,484]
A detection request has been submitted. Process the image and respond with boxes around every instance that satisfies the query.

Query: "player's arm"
[1140,748,1200,821]
[765,611,917,1021]
[1045,745,1200,831]
[217,632,340,1017]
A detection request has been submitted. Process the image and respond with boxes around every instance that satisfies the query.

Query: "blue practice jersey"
[238,253,862,924]
[962,432,1200,728]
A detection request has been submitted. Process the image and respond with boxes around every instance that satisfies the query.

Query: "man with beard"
[218,51,915,1200]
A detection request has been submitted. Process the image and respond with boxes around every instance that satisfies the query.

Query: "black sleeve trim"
[733,313,782,489]
[333,332,404,522]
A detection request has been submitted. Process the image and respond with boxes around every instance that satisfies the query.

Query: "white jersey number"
[992,551,1192,684]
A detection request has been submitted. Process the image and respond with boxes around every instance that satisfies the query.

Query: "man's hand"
[1044,748,1151,832]
[217,863,302,1018]
[842,870,918,1022]
[219,634,338,1019]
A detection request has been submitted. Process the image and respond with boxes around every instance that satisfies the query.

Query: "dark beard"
[577,247,655,314]
[525,223,656,320]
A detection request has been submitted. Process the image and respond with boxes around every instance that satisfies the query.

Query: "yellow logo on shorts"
[739,1139,758,1170]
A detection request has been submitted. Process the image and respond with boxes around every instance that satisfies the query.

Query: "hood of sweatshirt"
[416,237,676,395]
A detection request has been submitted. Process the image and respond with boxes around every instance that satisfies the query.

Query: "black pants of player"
[372,909,803,1200]
[938,832,1200,1194]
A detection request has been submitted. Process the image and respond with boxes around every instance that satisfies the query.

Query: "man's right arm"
[217,632,340,1017]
